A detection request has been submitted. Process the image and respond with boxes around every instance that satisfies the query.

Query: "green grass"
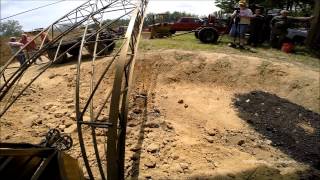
[140,32,223,51]
[139,33,320,69]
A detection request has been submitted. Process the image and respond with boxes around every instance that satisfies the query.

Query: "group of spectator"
[8,32,49,66]
[228,0,314,50]
[7,1,315,66]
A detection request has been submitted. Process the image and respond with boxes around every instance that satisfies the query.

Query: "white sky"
[1,0,219,31]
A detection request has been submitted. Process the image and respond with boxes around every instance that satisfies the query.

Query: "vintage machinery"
[0,0,148,179]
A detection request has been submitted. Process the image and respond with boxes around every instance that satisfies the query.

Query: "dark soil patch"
[233,91,320,169]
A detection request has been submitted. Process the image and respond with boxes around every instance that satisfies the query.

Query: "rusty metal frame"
[1,0,148,179]
[75,0,148,179]
[0,0,134,117]
[108,1,148,178]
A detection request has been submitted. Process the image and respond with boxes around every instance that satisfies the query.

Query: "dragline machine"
[0,0,148,179]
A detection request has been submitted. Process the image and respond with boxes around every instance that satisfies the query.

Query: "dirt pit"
[1,49,320,179]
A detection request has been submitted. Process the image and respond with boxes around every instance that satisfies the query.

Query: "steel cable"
[1,0,66,21]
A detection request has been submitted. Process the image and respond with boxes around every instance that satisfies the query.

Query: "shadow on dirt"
[53,54,93,66]
[36,54,94,71]
[233,91,320,170]
[128,94,148,179]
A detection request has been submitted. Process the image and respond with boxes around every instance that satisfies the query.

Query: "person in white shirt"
[228,1,253,49]
[8,37,26,66]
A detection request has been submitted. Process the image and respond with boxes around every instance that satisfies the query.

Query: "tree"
[0,20,23,37]
[306,0,320,51]
[143,11,197,27]
[215,0,237,13]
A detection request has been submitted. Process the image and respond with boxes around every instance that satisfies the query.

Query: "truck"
[169,17,204,34]
[46,30,116,64]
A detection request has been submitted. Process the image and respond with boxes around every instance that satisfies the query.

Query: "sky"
[0,0,219,31]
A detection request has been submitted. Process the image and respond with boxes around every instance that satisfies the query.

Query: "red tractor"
[194,14,229,43]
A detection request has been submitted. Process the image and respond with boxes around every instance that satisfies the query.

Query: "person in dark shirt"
[270,10,314,48]
[248,8,265,47]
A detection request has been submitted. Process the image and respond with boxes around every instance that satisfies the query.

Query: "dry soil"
[1,49,319,179]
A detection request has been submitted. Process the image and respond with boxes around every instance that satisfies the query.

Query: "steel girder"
[0,0,148,179]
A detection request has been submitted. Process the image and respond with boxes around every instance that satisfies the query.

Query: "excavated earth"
[1,49,320,179]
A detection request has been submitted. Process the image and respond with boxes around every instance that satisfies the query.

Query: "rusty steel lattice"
[0,0,148,179]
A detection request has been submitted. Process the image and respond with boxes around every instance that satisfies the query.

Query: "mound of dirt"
[128,50,320,178]
[1,49,320,179]
[145,50,319,113]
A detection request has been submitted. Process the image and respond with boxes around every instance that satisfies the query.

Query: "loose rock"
[145,122,159,128]
[65,98,73,104]
[48,73,57,79]
[43,103,54,110]
[128,122,138,127]
[166,123,174,130]
[69,113,77,120]
[178,99,184,104]
[265,139,272,145]
[153,108,160,113]
[205,136,214,143]
[54,113,64,118]
[147,143,159,153]
[36,119,42,125]
[206,129,217,136]
[172,154,179,160]
[237,140,245,146]
[179,163,189,170]
[64,124,77,133]
[130,146,141,152]
[133,108,143,114]
[144,158,156,168]
[26,98,33,102]
[96,131,106,137]
[64,120,73,127]
[145,175,152,179]
[171,164,183,173]
[67,104,75,109]
[59,124,66,130]
[46,122,57,129]
[22,115,38,127]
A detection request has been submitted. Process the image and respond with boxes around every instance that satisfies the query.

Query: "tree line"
[0,11,198,37]
[144,11,197,27]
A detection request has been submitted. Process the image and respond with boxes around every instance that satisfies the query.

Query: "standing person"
[40,32,51,44]
[19,33,43,63]
[228,1,253,49]
[8,37,26,66]
[270,10,314,48]
[248,8,265,47]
